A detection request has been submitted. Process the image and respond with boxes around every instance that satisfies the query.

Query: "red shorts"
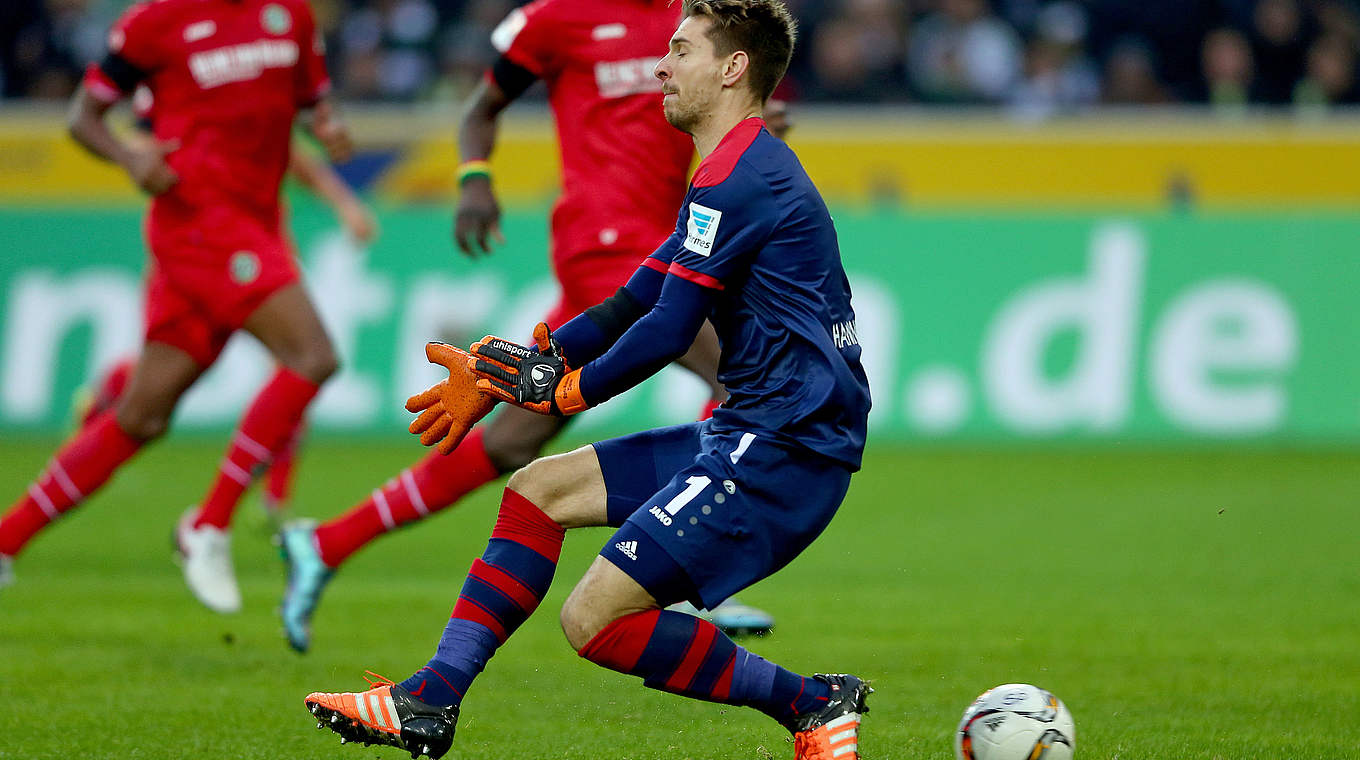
[542,245,653,329]
[143,217,299,366]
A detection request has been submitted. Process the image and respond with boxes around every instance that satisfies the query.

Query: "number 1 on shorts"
[662,475,711,516]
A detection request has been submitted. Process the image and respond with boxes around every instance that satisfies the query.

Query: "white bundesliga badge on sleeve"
[684,203,722,255]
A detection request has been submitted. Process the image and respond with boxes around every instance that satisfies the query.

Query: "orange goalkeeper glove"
[467,323,589,416]
[405,342,498,454]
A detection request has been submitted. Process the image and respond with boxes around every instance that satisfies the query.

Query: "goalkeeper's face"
[656,16,726,134]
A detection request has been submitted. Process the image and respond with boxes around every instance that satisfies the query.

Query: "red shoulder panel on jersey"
[668,261,724,290]
[691,116,765,188]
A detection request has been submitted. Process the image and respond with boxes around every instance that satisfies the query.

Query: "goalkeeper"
[303,3,871,760]
[275,0,789,651]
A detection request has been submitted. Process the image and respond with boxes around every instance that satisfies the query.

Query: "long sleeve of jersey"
[547,249,669,366]
[575,273,716,406]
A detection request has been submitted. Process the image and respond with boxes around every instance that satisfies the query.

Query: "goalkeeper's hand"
[467,323,588,416]
[405,342,498,454]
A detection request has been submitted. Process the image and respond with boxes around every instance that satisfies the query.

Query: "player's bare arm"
[302,98,354,165]
[67,85,178,195]
[288,146,377,242]
[454,78,516,257]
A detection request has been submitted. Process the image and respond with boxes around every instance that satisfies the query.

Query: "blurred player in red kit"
[0,0,352,613]
[276,0,787,651]
[70,82,379,524]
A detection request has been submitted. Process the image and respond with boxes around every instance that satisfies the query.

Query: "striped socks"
[0,411,142,557]
[578,609,831,725]
[398,488,564,707]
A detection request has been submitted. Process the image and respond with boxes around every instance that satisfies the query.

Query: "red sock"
[81,357,135,427]
[263,420,306,509]
[0,411,142,557]
[193,368,319,530]
[313,428,500,567]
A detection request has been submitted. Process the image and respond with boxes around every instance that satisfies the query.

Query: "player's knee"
[482,415,555,473]
[114,401,172,441]
[282,344,339,384]
[504,463,533,499]
[505,460,561,520]
[559,600,590,651]
[312,350,340,383]
[559,589,607,652]
[505,446,605,529]
[484,435,545,473]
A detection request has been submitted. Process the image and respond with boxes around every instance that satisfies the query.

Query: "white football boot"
[175,507,241,613]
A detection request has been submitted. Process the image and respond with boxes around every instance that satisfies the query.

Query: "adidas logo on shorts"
[614,540,638,560]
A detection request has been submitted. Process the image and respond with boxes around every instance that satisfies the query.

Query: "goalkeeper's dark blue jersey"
[645,117,870,469]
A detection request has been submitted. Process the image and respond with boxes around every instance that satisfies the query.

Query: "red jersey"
[491,0,693,263]
[84,0,330,235]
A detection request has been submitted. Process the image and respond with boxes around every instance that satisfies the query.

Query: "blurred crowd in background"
[4,0,1360,115]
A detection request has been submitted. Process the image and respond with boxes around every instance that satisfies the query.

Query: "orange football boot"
[788,674,872,760]
[305,672,459,759]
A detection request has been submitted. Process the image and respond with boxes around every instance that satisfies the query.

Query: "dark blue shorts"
[594,422,852,610]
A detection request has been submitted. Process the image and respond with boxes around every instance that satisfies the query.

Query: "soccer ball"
[954,683,1076,760]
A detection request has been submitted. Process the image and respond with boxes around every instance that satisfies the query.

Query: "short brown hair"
[682,0,797,103]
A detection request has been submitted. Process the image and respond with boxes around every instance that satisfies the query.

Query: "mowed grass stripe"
[0,439,1356,759]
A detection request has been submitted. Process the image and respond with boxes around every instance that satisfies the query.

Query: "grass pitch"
[0,436,1356,759]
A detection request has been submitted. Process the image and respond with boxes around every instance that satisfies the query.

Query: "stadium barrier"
[1,108,1357,442]
[2,201,1356,443]
[7,107,1360,206]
